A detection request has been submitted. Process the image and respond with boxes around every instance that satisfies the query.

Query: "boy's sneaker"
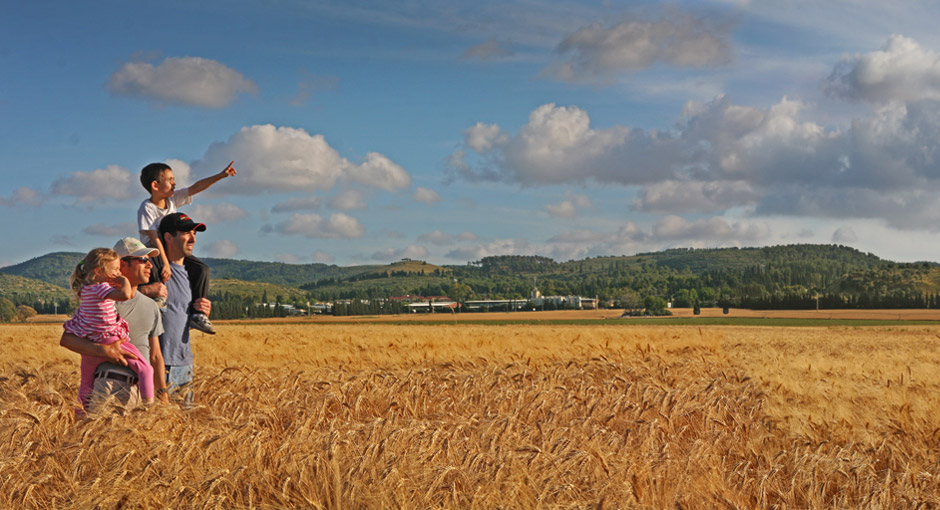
[188,313,216,335]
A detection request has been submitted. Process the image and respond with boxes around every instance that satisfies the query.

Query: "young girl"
[65,248,154,408]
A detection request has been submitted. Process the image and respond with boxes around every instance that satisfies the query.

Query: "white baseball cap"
[113,237,159,258]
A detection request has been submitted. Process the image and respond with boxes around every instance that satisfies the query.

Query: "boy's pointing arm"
[188,161,237,196]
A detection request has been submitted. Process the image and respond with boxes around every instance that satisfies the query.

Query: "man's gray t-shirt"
[94,291,164,377]
[160,261,193,366]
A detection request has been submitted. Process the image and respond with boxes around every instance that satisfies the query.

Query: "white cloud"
[347,152,411,192]
[109,57,257,108]
[413,187,441,204]
[192,125,411,194]
[544,13,733,82]
[271,196,322,213]
[465,122,508,152]
[312,250,335,263]
[544,193,593,218]
[417,230,453,245]
[51,165,134,203]
[370,245,429,261]
[544,200,578,218]
[329,189,367,211]
[189,203,247,224]
[82,222,138,237]
[826,35,940,104]
[0,187,42,207]
[450,90,940,227]
[269,212,364,239]
[458,231,478,241]
[632,180,758,213]
[205,240,239,258]
[652,215,769,242]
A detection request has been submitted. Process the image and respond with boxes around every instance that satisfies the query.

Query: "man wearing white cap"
[60,237,170,411]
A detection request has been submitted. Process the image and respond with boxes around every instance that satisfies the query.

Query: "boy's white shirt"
[137,187,193,246]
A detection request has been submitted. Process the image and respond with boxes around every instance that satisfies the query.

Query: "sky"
[5,1,940,268]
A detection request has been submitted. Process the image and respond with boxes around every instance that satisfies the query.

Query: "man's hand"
[138,282,168,300]
[101,341,139,366]
[193,297,212,316]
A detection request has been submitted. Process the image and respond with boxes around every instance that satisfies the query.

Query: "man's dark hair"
[140,163,172,192]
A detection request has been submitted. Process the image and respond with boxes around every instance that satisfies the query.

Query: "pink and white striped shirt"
[63,282,129,344]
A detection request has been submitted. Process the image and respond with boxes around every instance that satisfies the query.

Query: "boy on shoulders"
[137,161,236,334]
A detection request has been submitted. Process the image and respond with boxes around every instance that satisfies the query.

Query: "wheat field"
[3,322,940,508]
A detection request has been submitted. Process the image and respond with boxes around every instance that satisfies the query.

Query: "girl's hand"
[161,265,172,282]
[109,274,130,288]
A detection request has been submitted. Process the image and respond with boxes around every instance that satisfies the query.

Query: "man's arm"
[60,333,139,365]
[188,161,236,196]
[138,281,168,301]
[148,336,169,403]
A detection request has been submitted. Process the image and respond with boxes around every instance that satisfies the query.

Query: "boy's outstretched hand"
[220,161,237,178]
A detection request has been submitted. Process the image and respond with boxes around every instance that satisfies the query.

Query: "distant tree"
[643,296,669,316]
[15,305,37,323]
[619,290,643,315]
[0,298,15,322]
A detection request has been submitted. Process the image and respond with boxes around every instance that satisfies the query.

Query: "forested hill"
[4,244,939,314]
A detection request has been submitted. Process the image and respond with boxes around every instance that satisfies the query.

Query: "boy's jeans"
[166,364,194,406]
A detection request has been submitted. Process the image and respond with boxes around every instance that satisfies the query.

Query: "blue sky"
[5,0,940,267]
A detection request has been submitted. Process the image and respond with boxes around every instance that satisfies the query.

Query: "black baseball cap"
[158,212,207,237]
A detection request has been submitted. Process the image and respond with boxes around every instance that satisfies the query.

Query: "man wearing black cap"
[153,212,213,403]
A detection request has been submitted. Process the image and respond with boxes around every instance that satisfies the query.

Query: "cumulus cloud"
[544,200,578,218]
[458,231,478,241]
[370,245,429,261]
[652,215,769,242]
[329,189,367,211]
[205,240,239,258]
[544,13,733,82]
[109,57,257,108]
[632,180,758,213]
[189,203,247,224]
[413,187,441,204]
[271,196,322,213]
[51,165,135,203]
[82,223,138,237]
[192,125,410,194]
[461,39,514,60]
[268,212,364,239]
[826,35,940,104]
[545,193,593,218]
[0,187,43,207]
[417,230,453,245]
[451,88,940,227]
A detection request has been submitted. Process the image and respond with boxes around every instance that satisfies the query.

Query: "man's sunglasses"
[121,256,151,263]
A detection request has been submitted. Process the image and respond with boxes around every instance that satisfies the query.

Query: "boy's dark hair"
[140,163,172,193]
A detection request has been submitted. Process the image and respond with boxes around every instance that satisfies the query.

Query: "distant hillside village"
[258,283,599,317]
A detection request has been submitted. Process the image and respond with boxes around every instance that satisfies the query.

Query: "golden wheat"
[3,323,940,508]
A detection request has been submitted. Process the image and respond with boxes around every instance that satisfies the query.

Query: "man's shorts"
[86,369,140,413]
